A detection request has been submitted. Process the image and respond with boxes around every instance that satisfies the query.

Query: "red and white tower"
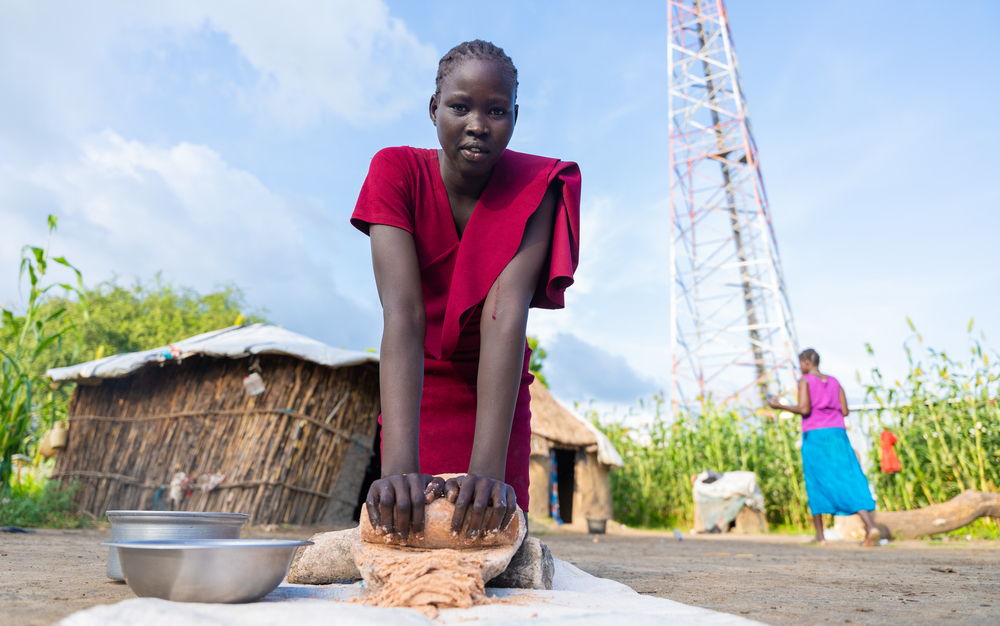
[668,0,798,410]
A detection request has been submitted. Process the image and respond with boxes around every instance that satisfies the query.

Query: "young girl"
[769,349,880,546]
[351,40,580,540]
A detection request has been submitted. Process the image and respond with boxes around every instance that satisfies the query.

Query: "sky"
[1,1,998,416]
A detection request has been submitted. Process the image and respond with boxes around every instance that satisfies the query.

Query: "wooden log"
[835,490,1000,540]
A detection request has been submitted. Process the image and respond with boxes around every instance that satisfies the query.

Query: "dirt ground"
[1,525,997,625]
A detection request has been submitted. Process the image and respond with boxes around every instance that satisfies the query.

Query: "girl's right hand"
[365,473,446,539]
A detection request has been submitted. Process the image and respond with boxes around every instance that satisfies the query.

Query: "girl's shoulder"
[369,146,436,168]
[498,150,581,190]
[804,373,839,386]
[502,148,576,169]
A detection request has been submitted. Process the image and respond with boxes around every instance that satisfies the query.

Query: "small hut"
[528,380,624,527]
[47,324,380,525]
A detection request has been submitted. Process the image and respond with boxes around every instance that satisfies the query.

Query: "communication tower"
[668,0,798,409]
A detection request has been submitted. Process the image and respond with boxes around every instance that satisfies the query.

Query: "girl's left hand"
[365,473,446,538]
[443,474,518,538]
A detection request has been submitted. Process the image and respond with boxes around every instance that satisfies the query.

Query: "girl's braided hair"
[434,40,518,98]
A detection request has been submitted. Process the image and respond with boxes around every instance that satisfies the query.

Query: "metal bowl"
[103,539,312,603]
[105,511,249,580]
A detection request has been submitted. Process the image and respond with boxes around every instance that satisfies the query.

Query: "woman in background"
[769,348,880,546]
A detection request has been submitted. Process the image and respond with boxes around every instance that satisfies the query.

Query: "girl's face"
[430,58,517,182]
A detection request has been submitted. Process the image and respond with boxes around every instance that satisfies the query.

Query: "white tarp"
[46,324,378,382]
[59,559,761,625]
[692,471,766,533]
[692,471,765,511]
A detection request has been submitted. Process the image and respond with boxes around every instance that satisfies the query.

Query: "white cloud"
[527,193,671,406]
[0,0,434,349]
[544,332,659,404]
[0,131,379,349]
[0,0,437,136]
[183,1,438,126]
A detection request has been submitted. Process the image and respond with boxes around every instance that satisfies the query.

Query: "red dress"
[351,146,581,508]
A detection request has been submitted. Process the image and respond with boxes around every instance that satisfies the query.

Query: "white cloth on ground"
[693,471,765,512]
[59,558,762,625]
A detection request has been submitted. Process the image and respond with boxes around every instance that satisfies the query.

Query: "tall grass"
[862,320,999,514]
[595,398,807,529]
[0,215,82,485]
[1,216,264,495]
[595,323,999,532]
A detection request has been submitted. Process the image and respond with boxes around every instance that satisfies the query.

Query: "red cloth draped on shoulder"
[351,146,581,509]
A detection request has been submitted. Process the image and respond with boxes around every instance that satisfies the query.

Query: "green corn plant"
[865,321,999,517]
[0,215,83,486]
[593,398,808,530]
[593,320,997,533]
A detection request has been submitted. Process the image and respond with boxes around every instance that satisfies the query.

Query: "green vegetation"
[527,336,549,388]
[595,398,807,529]
[3,216,995,537]
[0,216,82,486]
[862,320,999,538]
[1,215,266,524]
[1,276,268,374]
[595,323,999,535]
[0,461,91,528]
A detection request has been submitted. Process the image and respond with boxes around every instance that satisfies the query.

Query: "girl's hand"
[365,473,446,539]
[444,474,518,538]
[767,398,782,409]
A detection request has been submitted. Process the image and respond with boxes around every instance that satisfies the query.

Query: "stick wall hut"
[47,325,380,525]
[527,380,624,527]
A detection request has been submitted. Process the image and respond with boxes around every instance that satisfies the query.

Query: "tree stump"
[834,490,1000,540]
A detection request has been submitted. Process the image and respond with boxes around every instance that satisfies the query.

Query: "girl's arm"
[768,378,812,416]
[448,185,558,537]
[371,224,424,474]
[364,225,443,538]
[839,385,850,417]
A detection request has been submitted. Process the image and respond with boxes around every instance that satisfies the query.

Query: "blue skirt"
[801,427,876,516]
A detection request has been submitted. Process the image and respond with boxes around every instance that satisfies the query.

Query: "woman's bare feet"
[861,527,881,547]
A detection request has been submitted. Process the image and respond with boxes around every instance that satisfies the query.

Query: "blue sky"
[1,1,998,414]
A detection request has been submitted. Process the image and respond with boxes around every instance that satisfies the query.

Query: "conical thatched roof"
[528,379,625,468]
[529,379,601,447]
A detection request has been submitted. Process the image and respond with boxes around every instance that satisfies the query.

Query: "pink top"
[801,373,845,431]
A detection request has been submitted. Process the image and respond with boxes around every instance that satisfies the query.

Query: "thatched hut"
[527,380,623,527]
[47,324,380,525]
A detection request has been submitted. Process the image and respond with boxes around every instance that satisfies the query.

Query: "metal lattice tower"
[668,0,798,410]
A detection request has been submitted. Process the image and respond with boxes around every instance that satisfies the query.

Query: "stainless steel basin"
[104,539,312,603]
[106,511,249,580]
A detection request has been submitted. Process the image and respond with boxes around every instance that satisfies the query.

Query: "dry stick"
[69,410,358,444]
[288,372,322,523]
